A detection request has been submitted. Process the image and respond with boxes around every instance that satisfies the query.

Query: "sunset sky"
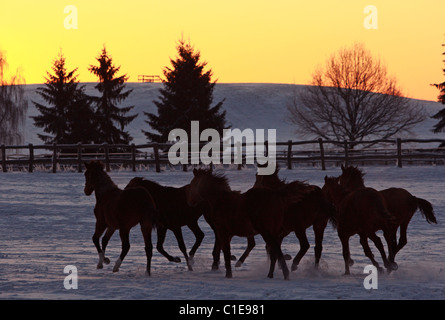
[0,0,444,101]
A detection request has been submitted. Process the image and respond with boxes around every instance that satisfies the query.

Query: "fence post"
[104,143,110,172]
[318,138,326,170]
[131,144,136,172]
[344,140,349,167]
[77,142,82,173]
[397,138,403,168]
[28,144,34,173]
[153,143,161,173]
[52,143,57,173]
[1,144,6,172]
[287,140,292,169]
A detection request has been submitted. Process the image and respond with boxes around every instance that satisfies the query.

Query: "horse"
[186,168,305,279]
[322,176,397,275]
[338,165,437,265]
[83,161,157,275]
[252,167,335,271]
[125,177,205,271]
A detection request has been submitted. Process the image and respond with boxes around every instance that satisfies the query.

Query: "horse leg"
[211,234,221,271]
[383,227,398,270]
[313,220,328,268]
[172,228,193,271]
[219,235,233,278]
[359,234,384,273]
[140,219,154,276]
[235,236,256,267]
[187,220,205,259]
[339,233,352,275]
[267,238,289,280]
[156,225,181,263]
[113,228,131,272]
[291,229,310,271]
[92,221,107,269]
[396,223,408,254]
[369,233,397,272]
[100,227,115,265]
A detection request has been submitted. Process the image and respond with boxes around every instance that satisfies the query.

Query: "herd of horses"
[83,161,437,280]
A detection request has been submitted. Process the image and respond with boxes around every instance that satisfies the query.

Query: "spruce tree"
[89,46,136,144]
[143,39,227,142]
[432,43,445,137]
[32,51,94,144]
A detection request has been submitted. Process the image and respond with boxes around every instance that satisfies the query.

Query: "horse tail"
[415,197,437,224]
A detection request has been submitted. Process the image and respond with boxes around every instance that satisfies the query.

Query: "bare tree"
[0,51,28,145]
[287,43,425,148]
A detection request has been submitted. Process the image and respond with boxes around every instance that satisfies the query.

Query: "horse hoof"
[391,262,398,271]
[235,261,243,268]
[172,257,181,263]
[145,270,151,277]
[104,257,110,264]
[211,264,219,271]
[284,254,292,260]
[230,255,237,261]
[291,263,298,272]
[97,264,103,269]
[112,267,119,272]
[349,259,354,266]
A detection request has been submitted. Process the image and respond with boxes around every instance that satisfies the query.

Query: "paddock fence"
[2,138,445,173]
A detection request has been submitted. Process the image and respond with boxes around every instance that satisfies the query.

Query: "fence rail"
[1,138,445,173]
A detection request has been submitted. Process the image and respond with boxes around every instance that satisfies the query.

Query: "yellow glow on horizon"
[1,0,444,101]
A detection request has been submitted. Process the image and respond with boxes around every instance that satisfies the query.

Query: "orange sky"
[0,0,444,101]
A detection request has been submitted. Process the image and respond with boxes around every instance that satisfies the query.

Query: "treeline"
[31,40,227,146]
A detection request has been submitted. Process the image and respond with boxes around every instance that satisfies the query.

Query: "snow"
[1,83,445,300]
[23,83,445,147]
[0,165,444,300]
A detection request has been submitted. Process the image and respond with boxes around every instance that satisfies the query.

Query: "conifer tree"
[89,46,136,144]
[143,39,227,142]
[431,43,445,137]
[32,51,94,144]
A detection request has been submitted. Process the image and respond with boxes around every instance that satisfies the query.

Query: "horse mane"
[341,165,366,186]
[193,168,232,192]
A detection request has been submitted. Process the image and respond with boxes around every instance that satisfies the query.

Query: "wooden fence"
[1,138,445,173]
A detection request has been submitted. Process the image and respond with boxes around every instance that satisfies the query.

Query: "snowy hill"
[22,83,445,147]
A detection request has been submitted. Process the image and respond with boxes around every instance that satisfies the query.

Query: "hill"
[22,83,445,147]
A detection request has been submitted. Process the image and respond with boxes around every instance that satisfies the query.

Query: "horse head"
[339,165,366,190]
[321,175,342,206]
[254,163,283,188]
[83,161,105,196]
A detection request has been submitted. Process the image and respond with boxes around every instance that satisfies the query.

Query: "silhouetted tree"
[89,46,136,144]
[0,51,28,145]
[287,43,424,148]
[32,51,94,144]
[431,42,445,140]
[143,39,227,142]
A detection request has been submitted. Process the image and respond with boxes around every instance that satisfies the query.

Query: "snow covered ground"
[0,164,444,300]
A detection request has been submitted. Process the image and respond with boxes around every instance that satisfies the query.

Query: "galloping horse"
[125,177,205,271]
[322,176,397,274]
[186,168,305,279]
[253,167,335,271]
[338,165,437,265]
[84,161,157,275]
